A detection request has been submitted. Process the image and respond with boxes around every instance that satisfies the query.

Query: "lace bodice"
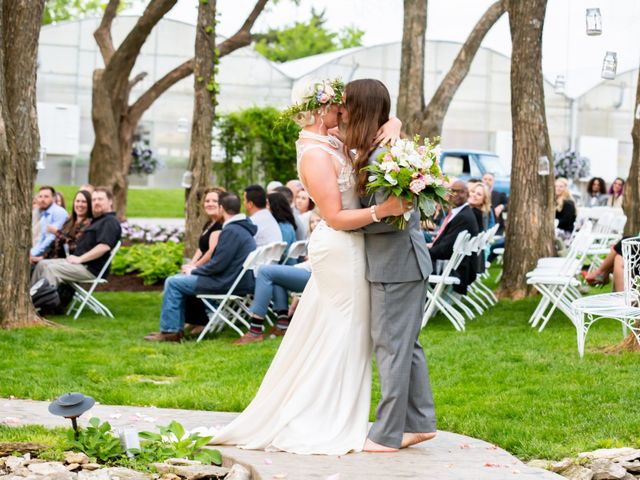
[296,138,361,210]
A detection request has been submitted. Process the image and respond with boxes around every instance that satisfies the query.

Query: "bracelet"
[370,205,381,223]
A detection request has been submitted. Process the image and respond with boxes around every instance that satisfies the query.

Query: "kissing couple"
[212,77,437,454]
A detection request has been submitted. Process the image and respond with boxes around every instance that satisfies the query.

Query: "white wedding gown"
[211,139,372,455]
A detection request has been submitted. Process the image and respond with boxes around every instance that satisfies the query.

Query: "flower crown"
[281,78,345,120]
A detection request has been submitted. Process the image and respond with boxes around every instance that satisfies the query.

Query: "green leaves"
[254,8,363,62]
[67,417,124,463]
[111,242,184,285]
[67,418,222,468]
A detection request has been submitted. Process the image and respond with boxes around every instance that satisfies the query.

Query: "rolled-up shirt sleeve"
[30,206,68,256]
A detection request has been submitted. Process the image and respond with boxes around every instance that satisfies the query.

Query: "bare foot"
[363,438,399,453]
[401,432,437,448]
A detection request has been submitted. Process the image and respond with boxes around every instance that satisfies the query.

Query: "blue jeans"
[160,274,199,332]
[250,265,311,318]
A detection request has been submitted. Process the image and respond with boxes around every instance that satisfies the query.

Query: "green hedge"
[111,242,184,285]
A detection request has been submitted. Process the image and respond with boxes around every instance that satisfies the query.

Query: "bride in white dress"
[211,78,408,455]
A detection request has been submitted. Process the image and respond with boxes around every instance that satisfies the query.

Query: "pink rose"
[409,178,427,194]
[383,153,394,162]
[324,84,335,96]
[319,93,330,104]
[418,146,426,155]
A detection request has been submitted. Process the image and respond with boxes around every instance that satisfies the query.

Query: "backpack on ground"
[30,279,61,312]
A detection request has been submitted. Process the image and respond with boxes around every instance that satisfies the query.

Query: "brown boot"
[233,332,264,345]
[267,326,287,338]
[144,331,183,342]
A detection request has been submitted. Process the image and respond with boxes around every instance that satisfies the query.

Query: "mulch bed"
[96,274,164,292]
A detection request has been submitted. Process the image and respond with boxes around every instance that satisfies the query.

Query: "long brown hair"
[343,79,391,195]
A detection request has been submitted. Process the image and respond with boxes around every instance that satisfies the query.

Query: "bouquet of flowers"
[364,136,449,230]
[554,149,590,181]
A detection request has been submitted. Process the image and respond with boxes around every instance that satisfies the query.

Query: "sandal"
[582,271,610,286]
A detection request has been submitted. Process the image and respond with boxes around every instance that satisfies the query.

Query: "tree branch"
[103,0,177,93]
[127,71,148,98]
[127,0,270,125]
[93,0,119,65]
[420,0,506,134]
[218,0,270,57]
[128,59,193,126]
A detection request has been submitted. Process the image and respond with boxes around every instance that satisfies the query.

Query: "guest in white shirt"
[244,184,282,247]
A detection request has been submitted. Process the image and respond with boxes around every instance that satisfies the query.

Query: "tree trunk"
[184,0,216,257]
[88,0,270,220]
[622,68,640,236]
[499,0,555,299]
[418,0,507,139]
[397,0,427,135]
[0,0,46,329]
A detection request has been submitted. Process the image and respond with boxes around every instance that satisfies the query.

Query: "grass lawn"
[48,186,185,218]
[1,289,639,460]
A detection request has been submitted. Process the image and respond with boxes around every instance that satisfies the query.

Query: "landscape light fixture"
[48,392,95,439]
[554,75,566,95]
[585,8,602,36]
[181,170,193,188]
[601,51,617,79]
[36,147,46,170]
[538,156,550,176]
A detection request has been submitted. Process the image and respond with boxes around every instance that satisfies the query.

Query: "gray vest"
[360,147,433,283]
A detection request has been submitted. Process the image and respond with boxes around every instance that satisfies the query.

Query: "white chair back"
[282,240,308,264]
[622,236,640,308]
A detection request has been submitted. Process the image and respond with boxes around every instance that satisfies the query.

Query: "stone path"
[1,398,563,480]
[127,217,184,229]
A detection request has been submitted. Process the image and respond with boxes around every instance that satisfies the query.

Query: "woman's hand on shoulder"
[374,117,402,147]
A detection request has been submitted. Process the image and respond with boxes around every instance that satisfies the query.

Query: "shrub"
[111,242,184,285]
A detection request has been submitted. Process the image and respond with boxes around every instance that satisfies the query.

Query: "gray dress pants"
[368,279,437,448]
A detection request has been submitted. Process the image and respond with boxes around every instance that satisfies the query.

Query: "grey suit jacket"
[360,146,433,283]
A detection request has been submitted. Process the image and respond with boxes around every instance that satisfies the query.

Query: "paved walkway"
[127,217,184,229]
[0,398,562,480]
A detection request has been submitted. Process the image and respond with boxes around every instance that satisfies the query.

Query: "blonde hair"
[289,77,331,128]
[555,178,572,212]
[473,183,492,215]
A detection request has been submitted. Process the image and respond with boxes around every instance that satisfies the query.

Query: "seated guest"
[244,184,282,246]
[286,179,304,200]
[584,177,608,207]
[30,186,69,264]
[54,191,66,209]
[608,177,624,208]
[429,180,480,293]
[31,187,121,287]
[44,190,93,259]
[182,187,226,274]
[468,183,495,231]
[235,210,321,345]
[483,172,508,234]
[144,194,257,342]
[555,177,577,243]
[295,188,315,238]
[267,192,297,261]
[266,180,284,193]
[275,185,306,241]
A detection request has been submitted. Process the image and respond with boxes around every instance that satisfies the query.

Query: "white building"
[36,15,639,187]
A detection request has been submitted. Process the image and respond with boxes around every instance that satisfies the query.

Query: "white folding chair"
[264,241,288,264]
[422,231,471,331]
[572,236,640,357]
[66,241,122,320]
[196,245,272,341]
[526,224,594,331]
[281,240,308,264]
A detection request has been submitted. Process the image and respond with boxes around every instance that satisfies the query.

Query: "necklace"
[298,130,340,149]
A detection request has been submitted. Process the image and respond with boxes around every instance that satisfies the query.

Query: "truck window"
[441,155,465,176]
[470,157,482,177]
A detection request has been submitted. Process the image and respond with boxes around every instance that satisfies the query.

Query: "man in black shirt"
[31,187,121,287]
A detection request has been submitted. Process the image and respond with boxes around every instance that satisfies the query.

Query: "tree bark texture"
[89,0,270,219]
[397,1,505,139]
[397,0,427,135]
[500,0,555,299]
[184,1,217,258]
[0,0,46,328]
[418,0,506,139]
[622,68,640,236]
